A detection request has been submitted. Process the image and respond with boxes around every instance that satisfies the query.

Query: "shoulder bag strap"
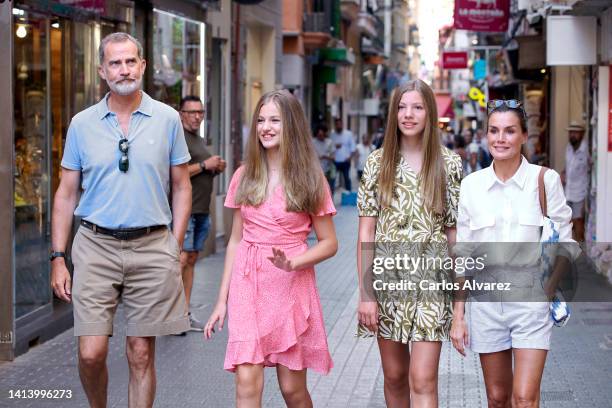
[538,166,548,218]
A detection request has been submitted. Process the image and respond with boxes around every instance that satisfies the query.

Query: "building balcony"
[355,11,378,38]
[303,12,332,50]
[361,36,385,56]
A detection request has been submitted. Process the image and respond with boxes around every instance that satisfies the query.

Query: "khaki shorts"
[71,226,189,337]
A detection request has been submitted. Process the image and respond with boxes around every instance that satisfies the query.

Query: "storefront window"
[13,12,51,319]
[12,7,121,320]
[50,20,102,195]
[152,10,205,111]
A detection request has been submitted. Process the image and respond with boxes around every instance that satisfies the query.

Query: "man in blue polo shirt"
[50,32,191,407]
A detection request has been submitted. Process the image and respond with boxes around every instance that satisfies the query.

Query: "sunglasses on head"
[118,138,129,173]
[487,99,524,115]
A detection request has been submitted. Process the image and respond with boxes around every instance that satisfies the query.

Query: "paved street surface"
[1,206,612,407]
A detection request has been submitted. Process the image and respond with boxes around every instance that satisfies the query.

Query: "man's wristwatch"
[49,251,66,261]
[199,161,206,171]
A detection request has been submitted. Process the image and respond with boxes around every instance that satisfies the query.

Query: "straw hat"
[566,120,585,132]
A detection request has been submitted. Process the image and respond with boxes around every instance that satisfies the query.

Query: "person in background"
[373,126,385,149]
[562,121,589,242]
[441,129,455,150]
[355,133,375,181]
[464,141,481,176]
[462,128,473,146]
[313,123,336,195]
[454,133,467,169]
[476,128,492,168]
[178,95,226,333]
[531,138,548,167]
[331,118,356,192]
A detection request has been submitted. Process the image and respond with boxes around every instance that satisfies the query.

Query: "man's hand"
[51,259,72,302]
[202,155,223,171]
[217,159,227,172]
[50,168,80,303]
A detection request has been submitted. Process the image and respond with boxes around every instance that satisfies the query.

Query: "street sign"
[441,51,468,69]
[454,0,510,33]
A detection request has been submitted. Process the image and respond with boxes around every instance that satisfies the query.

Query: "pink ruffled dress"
[223,167,336,374]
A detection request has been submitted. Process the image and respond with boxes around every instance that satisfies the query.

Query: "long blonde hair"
[378,80,446,215]
[235,90,327,214]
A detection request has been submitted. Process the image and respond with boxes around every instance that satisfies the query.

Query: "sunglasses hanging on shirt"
[119,138,129,173]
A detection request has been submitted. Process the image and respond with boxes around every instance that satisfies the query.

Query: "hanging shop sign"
[441,51,469,69]
[468,87,486,108]
[59,0,106,14]
[473,59,487,80]
[454,0,510,32]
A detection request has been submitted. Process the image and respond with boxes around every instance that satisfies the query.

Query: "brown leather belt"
[80,220,166,240]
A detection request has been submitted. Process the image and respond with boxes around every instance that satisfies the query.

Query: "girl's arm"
[445,227,456,247]
[357,216,378,332]
[357,216,377,301]
[269,215,338,271]
[215,209,243,304]
[205,209,242,338]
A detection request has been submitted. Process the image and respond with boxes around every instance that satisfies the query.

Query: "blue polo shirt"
[61,92,191,229]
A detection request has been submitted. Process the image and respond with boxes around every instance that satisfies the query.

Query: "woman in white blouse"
[450,100,574,408]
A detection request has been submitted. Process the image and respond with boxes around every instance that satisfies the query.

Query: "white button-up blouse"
[456,157,574,269]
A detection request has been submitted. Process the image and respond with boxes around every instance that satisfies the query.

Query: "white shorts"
[466,300,552,353]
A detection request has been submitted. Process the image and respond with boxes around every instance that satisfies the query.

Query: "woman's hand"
[204,302,227,339]
[450,316,469,357]
[358,301,378,333]
[268,248,295,271]
[543,278,558,300]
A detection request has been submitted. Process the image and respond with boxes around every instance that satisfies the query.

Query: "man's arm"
[50,168,81,302]
[171,163,192,248]
[187,155,223,177]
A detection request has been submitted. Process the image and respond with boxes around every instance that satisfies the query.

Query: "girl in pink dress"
[205,90,338,407]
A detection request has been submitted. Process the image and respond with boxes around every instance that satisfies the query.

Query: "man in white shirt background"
[355,133,375,181]
[313,123,336,194]
[331,118,356,192]
[464,141,481,176]
[562,121,590,242]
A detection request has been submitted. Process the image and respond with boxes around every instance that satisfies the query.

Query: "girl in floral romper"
[205,90,337,407]
[357,79,462,407]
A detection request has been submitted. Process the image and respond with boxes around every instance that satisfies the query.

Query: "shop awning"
[435,93,454,119]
